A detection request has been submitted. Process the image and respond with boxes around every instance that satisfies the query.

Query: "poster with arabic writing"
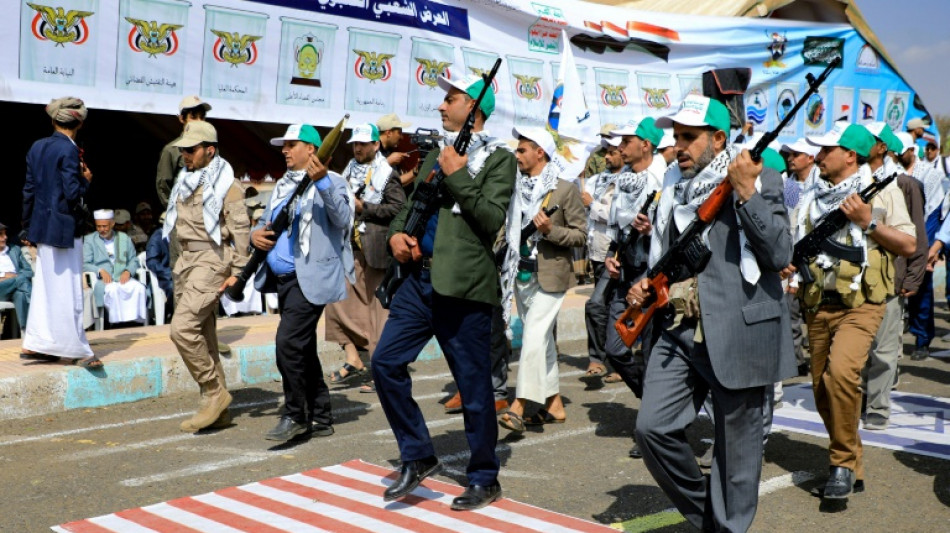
[593,67,633,126]
[276,17,337,108]
[115,0,189,94]
[200,5,268,102]
[407,37,454,118]
[20,0,100,86]
[345,27,401,114]
[506,55,547,127]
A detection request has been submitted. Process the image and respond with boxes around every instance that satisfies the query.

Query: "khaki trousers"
[170,258,225,386]
[806,301,885,479]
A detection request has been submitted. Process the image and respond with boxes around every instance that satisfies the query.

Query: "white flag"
[548,31,597,184]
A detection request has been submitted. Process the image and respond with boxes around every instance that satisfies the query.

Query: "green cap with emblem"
[655,94,731,135]
[611,117,664,148]
[807,121,875,157]
[270,124,322,147]
[437,74,495,119]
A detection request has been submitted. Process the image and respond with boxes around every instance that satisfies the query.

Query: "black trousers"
[584,261,610,365]
[275,275,331,426]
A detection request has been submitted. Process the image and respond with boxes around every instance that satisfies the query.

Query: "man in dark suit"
[20,97,97,366]
[628,95,796,531]
[0,222,33,332]
[372,73,516,510]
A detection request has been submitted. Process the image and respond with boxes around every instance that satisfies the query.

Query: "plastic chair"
[82,271,105,330]
[138,252,167,325]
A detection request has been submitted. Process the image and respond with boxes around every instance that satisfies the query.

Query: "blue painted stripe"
[773,415,950,458]
[238,344,281,385]
[65,359,162,409]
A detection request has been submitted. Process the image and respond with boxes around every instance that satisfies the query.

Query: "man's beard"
[680,144,716,179]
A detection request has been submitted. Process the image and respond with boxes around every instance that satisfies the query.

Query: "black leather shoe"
[383,456,441,501]
[629,442,643,459]
[822,466,854,499]
[450,483,502,511]
[265,416,310,441]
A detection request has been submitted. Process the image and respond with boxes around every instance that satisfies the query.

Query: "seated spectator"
[145,216,172,305]
[0,222,33,330]
[131,202,155,253]
[83,209,147,325]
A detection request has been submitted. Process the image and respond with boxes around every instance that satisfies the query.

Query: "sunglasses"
[179,145,201,154]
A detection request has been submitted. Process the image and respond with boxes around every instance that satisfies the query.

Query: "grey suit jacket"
[253,172,355,307]
[662,167,796,389]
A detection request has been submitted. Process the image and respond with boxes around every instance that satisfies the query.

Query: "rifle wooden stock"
[615,272,669,347]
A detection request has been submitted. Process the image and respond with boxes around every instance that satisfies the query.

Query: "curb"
[0,306,587,421]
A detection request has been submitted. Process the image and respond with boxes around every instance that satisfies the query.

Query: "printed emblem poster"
[200,5,268,101]
[407,37,454,117]
[858,88,881,122]
[676,74,702,101]
[884,90,910,132]
[803,86,827,137]
[745,86,770,131]
[775,82,799,138]
[637,72,673,117]
[345,27,401,113]
[460,47,499,94]
[832,86,854,123]
[116,0,189,94]
[276,17,337,108]
[550,61,587,86]
[593,67,633,126]
[20,0,100,86]
[506,55,547,126]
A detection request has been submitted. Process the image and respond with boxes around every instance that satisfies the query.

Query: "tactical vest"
[801,241,895,310]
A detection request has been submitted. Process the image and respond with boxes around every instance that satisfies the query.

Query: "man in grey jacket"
[628,95,796,531]
[252,124,354,441]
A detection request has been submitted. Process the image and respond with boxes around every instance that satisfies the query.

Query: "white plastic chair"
[138,252,167,325]
[82,271,105,330]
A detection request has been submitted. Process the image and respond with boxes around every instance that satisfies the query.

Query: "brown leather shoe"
[444,392,463,413]
[495,399,509,414]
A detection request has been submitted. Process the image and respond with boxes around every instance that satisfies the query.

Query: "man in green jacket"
[371,73,515,511]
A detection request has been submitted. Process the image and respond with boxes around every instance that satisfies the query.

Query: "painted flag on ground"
[276,17,337,108]
[548,30,598,183]
[200,5,268,102]
[52,460,618,532]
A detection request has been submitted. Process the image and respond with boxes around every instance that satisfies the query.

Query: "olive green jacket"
[389,146,516,306]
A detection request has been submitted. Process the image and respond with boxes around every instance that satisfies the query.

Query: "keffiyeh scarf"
[343,151,393,234]
[439,130,510,214]
[163,155,234,245]
[266,169,321,258]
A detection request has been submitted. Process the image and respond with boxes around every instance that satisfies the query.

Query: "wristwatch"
[864,217,879,235]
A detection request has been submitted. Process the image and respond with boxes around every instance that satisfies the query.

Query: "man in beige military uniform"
[162,121,251,432]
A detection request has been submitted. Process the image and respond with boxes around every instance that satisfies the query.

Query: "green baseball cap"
[437,74,495,119]
[270,124,322,147]
[807,121,875,157]
[655,95,731,135]
[760,147,787,173]
[861,122,903,154]
[348,123,380,143]
[611,116,664,148]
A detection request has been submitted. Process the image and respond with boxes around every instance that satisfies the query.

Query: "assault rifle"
[791,174,896,284]
[614,56,841,347]
[495,204,561,266]
[376,58,502,309]
[611,190,660,284]
[224,114,349,301]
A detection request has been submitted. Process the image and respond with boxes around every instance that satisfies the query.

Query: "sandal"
[525,408,566,425]
[76,357,103,369]
[498,411,526,433]
[603,372,623,383]
[359,382,376,394]
[328,363,366,385]
[580,364,607,380]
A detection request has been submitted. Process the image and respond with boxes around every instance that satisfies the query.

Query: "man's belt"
[181,241,215,252]
[276,272,296,283]
[518,257,538,273]
[819,291,845,308]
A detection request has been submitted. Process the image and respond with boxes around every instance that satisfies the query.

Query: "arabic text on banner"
[116,0,190,95]
[407,36,454,118]
[276,17,337,108]
[200,5,268,102]
[20,0,100,86]
[345,27,401,114]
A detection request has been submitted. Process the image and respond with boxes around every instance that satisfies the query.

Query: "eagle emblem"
[125,18,182,58]
[643,88,670,109]
[514,74,542,100]
[27,3,94,47]
[415,58,451,88]
[467,66,498,93]
[599,84,628,108]
[354,50,395,82]
[210,29,262,68]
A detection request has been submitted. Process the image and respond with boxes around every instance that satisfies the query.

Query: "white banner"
[407,37,454,117]
[345,27,401,114]
[275,17,337,109]
[593,67,633,126]
[506,54,547,127]
[883,90,910,133]
[803,86,828,138]
[0,0,930,146]
[20,0,100,86]
[832,86,855,123]
[116,0,189,95]
[200,5,268,102]
[776,82,800,138]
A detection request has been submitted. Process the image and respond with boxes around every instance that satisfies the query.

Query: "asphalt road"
[2,337,949,532]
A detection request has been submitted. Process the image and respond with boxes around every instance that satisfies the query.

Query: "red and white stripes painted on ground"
[52,460,616,533]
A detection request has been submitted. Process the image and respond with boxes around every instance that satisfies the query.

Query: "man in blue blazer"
[20,97,97,366]
[0,222,33,331]
[252,124,354,441]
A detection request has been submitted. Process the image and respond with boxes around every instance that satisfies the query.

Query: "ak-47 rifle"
[611,190,660,284]
[791,174,896,284]
[224,114,350,301]
[614,56,841,347]
[376,58,502,309]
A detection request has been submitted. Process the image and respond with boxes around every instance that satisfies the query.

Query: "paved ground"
[3,324,950,531]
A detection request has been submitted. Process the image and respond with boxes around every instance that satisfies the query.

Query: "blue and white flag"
[547,30,597,184]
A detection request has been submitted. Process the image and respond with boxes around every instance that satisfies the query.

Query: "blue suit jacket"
[253,172,354,306]
[22,132,89,248]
